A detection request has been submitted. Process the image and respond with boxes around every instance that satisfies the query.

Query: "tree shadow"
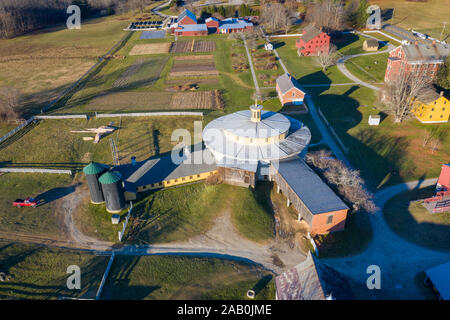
[251,274,273,295]
[332,33,359,51]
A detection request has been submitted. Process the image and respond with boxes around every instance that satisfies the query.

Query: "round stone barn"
[202,104,312,187]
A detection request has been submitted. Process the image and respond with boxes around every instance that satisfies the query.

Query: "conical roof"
[83,162,107,175]
[99,171,121,185]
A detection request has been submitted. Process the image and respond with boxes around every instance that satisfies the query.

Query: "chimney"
[440,91,444,97]
[131,156,137,165]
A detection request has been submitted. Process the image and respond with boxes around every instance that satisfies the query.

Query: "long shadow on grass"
[36,184,80,205]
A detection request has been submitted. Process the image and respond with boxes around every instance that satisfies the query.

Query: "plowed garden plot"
[129,43,171,55]
[169,59,218,78]
[170,91,223,110]
[174,55,214,61]
[169,40,216,53]
[112,56,169,89]
[87,92,173,111]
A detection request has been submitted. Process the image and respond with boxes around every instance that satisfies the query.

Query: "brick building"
[384,41,449,82]
[176,9,197,25]
[296,24,330,56]
[276,73,306,106]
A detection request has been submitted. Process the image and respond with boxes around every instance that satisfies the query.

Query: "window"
[174,179,178,183]
[326,215,334,225]
[190,176,193,179]
[430,115,433,119]
[197,174,201,178]
[182,177,185,181]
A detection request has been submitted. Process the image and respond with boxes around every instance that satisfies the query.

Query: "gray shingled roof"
[275,252,353,300]
[275,157,348,215]
[402,42,449,63]
[276,73,305,95]
[302,24,322,43]
[364,39,379,47]
[112,149,216,188]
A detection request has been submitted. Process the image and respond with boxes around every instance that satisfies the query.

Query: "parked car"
[13,197,39,208]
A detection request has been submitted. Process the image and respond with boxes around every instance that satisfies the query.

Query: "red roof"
[438,164,450,190]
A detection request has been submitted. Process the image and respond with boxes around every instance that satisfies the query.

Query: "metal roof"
[177,9,197,24]
[275,157,348,215]
[99,171,121,185]
[425,261,450,300]
[276,73,305,95]
[203,111,311,162]
[205,17,219,22]
[176,24,208,32]
[140,30,166,39]
[112,149,217,188]
[218,18,253,30]
[402,42,449,63]
[216,158,259,173]
[83,162,108,175]
[275,252,353,300]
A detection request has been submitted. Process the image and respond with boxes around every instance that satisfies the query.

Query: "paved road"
[323,178,450,299]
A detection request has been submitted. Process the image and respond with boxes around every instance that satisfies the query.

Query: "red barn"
[276,73,306,106]
[384,41,449,82]
[177,9,197,25]
[296,24,330,56]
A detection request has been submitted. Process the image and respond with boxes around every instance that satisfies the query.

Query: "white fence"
[118,202,133,242]
[0,118,36,144]
[0,168,73,175]
[96,112,203,118]
[34,115,88,120]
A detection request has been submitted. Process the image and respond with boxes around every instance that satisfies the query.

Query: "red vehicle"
[13,197,39,208]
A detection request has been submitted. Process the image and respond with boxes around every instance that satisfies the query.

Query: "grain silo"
[99,171,126,213]
[83,162,108,204]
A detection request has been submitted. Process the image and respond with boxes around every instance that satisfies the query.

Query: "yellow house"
[413,91,449,123]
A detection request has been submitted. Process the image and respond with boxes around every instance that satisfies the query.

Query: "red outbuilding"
[276,73,306,106]
[296,24,330,56]
[177,9,197,25]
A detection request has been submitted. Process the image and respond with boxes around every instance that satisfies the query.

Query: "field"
[310,85,450,189]
[169,57,219,78]
[129,43,172,55]
[0,241,109,299]
[170,40,216,53]
[383,186,450,252]
[370,0,450,38]
[0,173,73,237]
[170,91,223,110]
[0,14,132,117]
[102,255,275,300]
[344,53,389,85]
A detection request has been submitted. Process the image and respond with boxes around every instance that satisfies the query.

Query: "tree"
[261,2,290,33]
[435,56,450,90]
[315,44,338,71]
[0,87,20,122]
[306,150,377,213]
[379,72,433,123]
[305,0,347,32]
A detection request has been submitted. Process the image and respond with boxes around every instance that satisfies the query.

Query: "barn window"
[326,215,334,224]
[197,174,201,178]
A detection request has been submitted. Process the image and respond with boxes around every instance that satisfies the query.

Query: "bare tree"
[315,44,338,71]
[261,3,290,34]
[379,72,433,123]
[306,150,377,213]
[305,0,347,32]
[0,87,20,121]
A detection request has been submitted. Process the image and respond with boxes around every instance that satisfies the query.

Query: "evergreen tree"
[436,56,450,90]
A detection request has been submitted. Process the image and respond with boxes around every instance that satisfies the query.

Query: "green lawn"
[103,255,275,300]
[115,182,275,244]
[344,53,389,84]
[0,116,200,169]
[310,85,450,189]
[0,241,109,299]
[0,173,73,236]
[384,186,450,252]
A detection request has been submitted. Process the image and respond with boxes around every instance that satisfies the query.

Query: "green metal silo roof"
[99,171,121,185]
[83,162,107,175]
